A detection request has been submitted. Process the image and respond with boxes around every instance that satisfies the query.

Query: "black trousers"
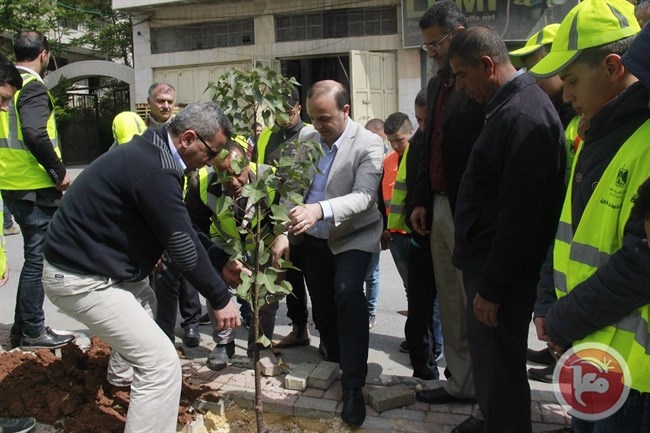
[285,242,309,326]
[463,268,536,433]
[405,238,439,379]
[301,235,370,389]
[153,257,202,342]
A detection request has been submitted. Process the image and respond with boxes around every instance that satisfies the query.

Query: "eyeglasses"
[420,31,455,51]
[195,132,218,159]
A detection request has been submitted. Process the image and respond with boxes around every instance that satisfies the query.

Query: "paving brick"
[379,407,426,422]
[258,353,283,377]
[302,387,325,398]
[424,411,470,428]
[294,395,338,419]
[540,402,570,425]
[284,362,318,391]
[531,400,543,422]
[322,380,342,400]
[307,361,340,390]
[260,390,298,417]
[179,413,204,433]
[193,399,226,417]
[368,384,416,413]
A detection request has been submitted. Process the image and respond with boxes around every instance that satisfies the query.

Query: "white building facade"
[113,0,429,126]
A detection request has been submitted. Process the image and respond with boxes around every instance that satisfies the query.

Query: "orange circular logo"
[553,343,631,421]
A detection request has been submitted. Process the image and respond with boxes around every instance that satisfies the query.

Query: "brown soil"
[0,336,219,433]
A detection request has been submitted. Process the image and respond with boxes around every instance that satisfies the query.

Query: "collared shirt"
[305,119,350,238]
[16,66,44,84]
[428,68,454,192]
[166,132,186,172]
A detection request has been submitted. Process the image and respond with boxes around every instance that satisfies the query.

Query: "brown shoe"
[273,323,310,348]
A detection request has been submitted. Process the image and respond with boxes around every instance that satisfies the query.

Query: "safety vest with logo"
[553,119,650,392]
[564,115,582,182]
[197,163,275,254]
[384,146,410,234]
[0,72,61,190]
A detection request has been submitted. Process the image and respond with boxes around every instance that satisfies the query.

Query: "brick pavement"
[182,355,572,432]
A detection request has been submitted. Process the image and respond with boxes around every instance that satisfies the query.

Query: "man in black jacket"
[449,27,565,433]
[412,1,485,410]
[42,101,241,433]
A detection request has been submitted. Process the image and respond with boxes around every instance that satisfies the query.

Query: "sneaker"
[273,323,310,348]
[368,315,376,330]
[198,313,210,325]
[3,224,20,236]
[0,416,36,433]
[399,341,409,353]
[20,327,76,350]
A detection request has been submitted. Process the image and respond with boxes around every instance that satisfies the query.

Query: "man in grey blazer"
[273,80,383,428]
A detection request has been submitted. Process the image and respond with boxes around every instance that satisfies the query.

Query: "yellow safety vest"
[0,72,61,190]
[385,146,410,234]
[255,127,273,166]
[0,198,6,278]
[553,119,650,392]
[564,115,581,183]
[197,163,275,254]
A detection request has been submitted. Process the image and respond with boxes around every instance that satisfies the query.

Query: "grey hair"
[147,82,175,99]
[168,101,232,140]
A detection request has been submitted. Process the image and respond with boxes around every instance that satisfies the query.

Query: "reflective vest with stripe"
[564,115,581,182]
[254,124,310,166]
[0,72,61,190]
[553,119,650,392]
[384,146,410,234]
[255,128,273,166]
[197,163,274,253]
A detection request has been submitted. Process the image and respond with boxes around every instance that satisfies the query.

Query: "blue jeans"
[433,296,443,355]
[4,198,56,337]
[572,389,647,433]
[388,232,410,291]
[364,252,380,316]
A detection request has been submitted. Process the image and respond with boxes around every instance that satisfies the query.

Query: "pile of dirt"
[0,336,218,433]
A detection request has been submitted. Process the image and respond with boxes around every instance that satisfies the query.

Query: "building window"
[275,7,397,42]
[151,18,254,54]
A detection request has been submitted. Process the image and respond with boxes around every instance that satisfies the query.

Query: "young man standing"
[0,31,74,350]
[531,0,649,430]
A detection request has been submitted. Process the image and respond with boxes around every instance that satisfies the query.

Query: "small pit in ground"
[0,337,352,432]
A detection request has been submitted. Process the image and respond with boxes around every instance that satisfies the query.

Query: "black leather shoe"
[20,327,75,350]
[182,328,201,347]
[207,341,235,371]
[416,387,476,404]
[413,367,440,381]
[527,347,555,365]
[451,416,484,433]
[341,387,366,427]
[528,364,555,383]
[9,333,21,349]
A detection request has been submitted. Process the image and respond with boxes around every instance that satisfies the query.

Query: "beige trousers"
[430,194,475,399]
[43,261,182,433]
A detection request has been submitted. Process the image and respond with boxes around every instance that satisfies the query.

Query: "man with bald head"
[272,80,384,428]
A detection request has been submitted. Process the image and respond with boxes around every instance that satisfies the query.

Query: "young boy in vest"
[531,0,650,430]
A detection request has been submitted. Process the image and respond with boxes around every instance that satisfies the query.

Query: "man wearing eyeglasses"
[42,101,242,433]
[410,2,485,429]
[0,31,75,351]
